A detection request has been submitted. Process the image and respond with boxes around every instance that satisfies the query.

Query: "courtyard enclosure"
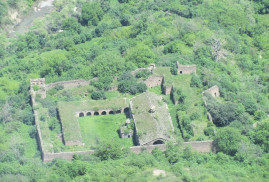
[58,98,129,145]
[130,92,175,145]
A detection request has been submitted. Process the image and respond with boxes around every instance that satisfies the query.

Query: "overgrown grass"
[78,114,133,149]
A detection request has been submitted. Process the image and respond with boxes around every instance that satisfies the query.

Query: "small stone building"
[130,92,174,146]
[119,119,133,138]
[177,61,196,74]
[203,85,220,98]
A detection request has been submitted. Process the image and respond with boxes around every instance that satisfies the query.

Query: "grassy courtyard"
[78,114,133,149]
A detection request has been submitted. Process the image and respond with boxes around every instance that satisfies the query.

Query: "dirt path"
[8,0,55,37]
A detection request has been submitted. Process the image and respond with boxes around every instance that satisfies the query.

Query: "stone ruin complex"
[30,62,217,162]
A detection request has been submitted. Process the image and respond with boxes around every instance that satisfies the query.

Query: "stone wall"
[144,76,164,88]
[163,85,173,95]
[43,150,95,162]
[46,79,91,90]
[203,85,220,98]
[177,61,196,74]
[42,140,214,162]
[75,107,128,117]
[30,89,46,160]
[184,140,214,153]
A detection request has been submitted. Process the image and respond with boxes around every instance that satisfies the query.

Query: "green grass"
[58,97,129,143]
[78,114,133,148]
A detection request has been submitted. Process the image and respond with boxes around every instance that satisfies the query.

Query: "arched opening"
[79,113,84,117]
[116,110,121,114]
[180,71,183,74]
[109,111,114,115]
[101,111,106,115]
[86,112,91,116]
[124,107,129,113]
[94,112,99,116]
[214,92,217,97]
[153,140,164,145]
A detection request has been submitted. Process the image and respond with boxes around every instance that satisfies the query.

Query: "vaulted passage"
[153,140,164,145]
[101,111,106,115]
[79,112,84,117]
[94,112,99,116]
[109,110,114,115]
[86,112,91,116]
[116,110,121,114]
[124,107,129,113]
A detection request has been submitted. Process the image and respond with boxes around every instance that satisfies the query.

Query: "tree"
[95,141,125,160]
[190,74,202,88]
[251,120,269,152]
[62,18,82,34]
[81,2,104,26]
[214,127,245,156]
[91,91,106,100]
[126,44,155,68]
[0,1,7,23]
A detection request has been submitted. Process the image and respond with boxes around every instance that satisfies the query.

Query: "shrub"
[95,141,125,160]
[214,127,245,156]
[190,74,202,88]
[204,127,215,136]
[29,126,37,138]
[54,85,64,91]
[91,91,106,100]
[136,82,147,93]
[32,85,40,91]
[135,70,151,79]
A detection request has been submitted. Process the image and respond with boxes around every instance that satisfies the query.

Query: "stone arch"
[109,110,114,115]
[116,110,121,114]
[86,112,92,116]
[179,71,183,74]
[153,140,164,145]
[79,112,84,117]
[124,107,129,113]
[101,111,107,115]
[94,111,99,116]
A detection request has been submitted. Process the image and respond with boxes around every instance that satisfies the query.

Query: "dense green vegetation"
[0,0,269,181]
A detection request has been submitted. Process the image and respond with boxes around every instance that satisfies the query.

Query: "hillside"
[0,0,269,181]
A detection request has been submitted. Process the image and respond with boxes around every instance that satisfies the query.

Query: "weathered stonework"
[30,62,215,162]
[163,85,173,95]
[177,61,196,74]
[144,75,164,88]
[203,85,220,98]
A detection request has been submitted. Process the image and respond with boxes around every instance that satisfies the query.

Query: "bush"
[54,85,64,91]
[29,126,37,138]
[204,127,215,136]
[95,141,126,160]
[135,70,151,79]
[136,82,147,93]
[91,91,106,100]
[214,127,245,156]
[81,2,104,26]
[251,120,269,153]
[190,74,202,88]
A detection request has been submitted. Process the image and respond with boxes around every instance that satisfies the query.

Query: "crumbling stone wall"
[203,85,220,98]
[46,80,91,90]
[163,85,173,95]
[177,61,196,74]
[30,78,46,98]
[43,150,95,162]
[144,76,163,88]
[42,141,214,162]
